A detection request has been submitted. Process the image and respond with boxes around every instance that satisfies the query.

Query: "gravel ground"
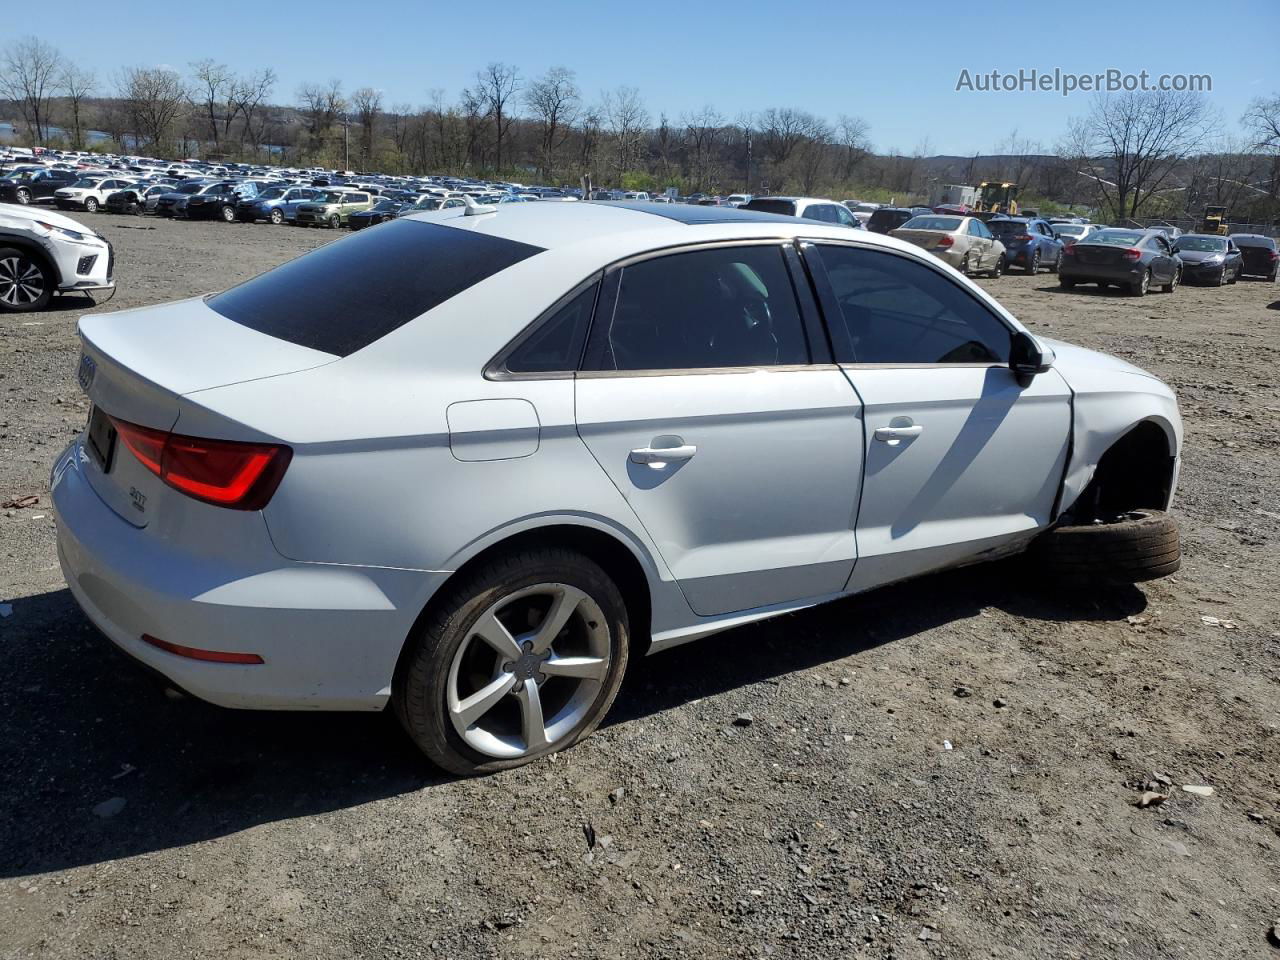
[1,215,1278,960]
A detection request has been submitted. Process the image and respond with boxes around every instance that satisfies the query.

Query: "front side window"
[584,245,809,371]
[814,244,1012,365]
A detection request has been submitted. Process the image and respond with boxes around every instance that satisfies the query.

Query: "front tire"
[270,208,284,225]
[394,548,631,775]
[84,197,99,213]
[1161,269,1179,294]
[0,247,54,313]
[987,255,1005,279]
[15,188,31,205]
[220,204,236,223]
[1033,509,1180,583]
[328,214,342,229]
[1059,276,1076,288]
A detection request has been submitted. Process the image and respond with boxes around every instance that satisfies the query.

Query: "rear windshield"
[1054,225,1087,237]
[867,209,908,228]
[207,219,544,356]
[901,216,962,231]
[742,198,797,216]
[1233,235,1275,249]
[1088,230,1145,246]
[987,221,1028,237]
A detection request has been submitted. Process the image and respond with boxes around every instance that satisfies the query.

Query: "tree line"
[2,35,1278,223]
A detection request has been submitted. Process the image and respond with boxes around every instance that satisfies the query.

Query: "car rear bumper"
[51,440,438,711]
[1059,261,1144,284]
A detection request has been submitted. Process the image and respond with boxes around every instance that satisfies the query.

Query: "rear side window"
[207,220,543,356]
[815,244,1011,365]
[584,245,809,371]
[501,280,598,375]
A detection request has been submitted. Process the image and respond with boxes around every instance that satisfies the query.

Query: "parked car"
[844,201,880,225]
[347,198,407,231]
[0,203,114,312]
[1059,227,1182,295]
[1230,234,1279,281]
[104,183,172,216]
[54,203,1182,774]
[865,207,918,234]
[890,215,1007,277]
[1051,223,1102,248]
[235,185,320,224]
[396,196,466,217]
[182,182,243,221]
[0,167,80,205]
[741,196,861,228]
[294,190,375,228]
[1171,234,1242,286]
[987,217,1064,273]
[53,176,140,213]
[153,180,216,217]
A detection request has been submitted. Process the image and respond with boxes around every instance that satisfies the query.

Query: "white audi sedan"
[53,201,1182,774]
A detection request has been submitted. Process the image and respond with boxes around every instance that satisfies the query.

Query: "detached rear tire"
[394,548,630,776]
[1033,508,1180,583]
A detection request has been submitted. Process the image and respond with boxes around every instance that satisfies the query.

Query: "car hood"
[0,203,98,235]
[1039,337,1163,385]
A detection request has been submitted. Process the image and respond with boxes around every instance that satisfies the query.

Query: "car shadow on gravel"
[0,564,1144,878]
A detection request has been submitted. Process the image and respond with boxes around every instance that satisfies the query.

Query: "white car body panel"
[51,202,1183,710]
[0,202,114,296]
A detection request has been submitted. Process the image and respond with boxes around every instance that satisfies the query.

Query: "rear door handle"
[630,444,697,466]
[874,425,923,442]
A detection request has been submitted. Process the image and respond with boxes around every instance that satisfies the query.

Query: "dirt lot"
[1,215,1278,960]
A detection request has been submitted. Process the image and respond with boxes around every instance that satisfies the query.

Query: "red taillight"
[1268,250,1279,262]
[937,235,954,248]
[110,417,291,510]
[1122,248,1143,261]
[1062,245,1076,256]
[141,634,264,664]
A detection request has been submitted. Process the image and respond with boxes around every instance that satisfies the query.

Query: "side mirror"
[1010,330,1053,385]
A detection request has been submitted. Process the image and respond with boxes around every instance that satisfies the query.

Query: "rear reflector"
[111,416,291,510]
[141,634,264,664]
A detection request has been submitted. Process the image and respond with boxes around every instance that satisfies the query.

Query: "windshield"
[901,216,962,232]
[256,187,286,200]
[1054,225,1088,237]
[743,198,798,216]
[414,198,443,210]
[370,199,398,211]
[988,221,1028,237]
[70,178,99,188]
[1088,230,1145,246]
[1174,237,1226,253]
[175,182,204,194]
[319,191,345,202]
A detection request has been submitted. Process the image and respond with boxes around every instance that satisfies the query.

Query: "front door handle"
[630,443,697,467]
[874,425,923,443]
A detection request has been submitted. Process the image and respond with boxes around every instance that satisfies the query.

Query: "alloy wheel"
[0,255,46,308]
[446,583,611,760]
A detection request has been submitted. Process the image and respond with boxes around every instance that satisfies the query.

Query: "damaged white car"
[53,201,1180,774]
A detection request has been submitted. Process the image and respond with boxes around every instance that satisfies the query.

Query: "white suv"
[0,204,114,312]
[53,176,139,213]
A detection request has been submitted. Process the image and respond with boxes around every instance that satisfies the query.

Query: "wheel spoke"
[452,672,516,728]
[471,611,522,660]
[541,654,607,681]
[515,681,548,750]
[531,585,587,653]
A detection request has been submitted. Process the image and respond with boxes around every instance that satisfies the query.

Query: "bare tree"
[578,103,604,173]
[119,66,188,149]
[476,62,519,171]
[351,87,382,167]
[59,64,95,150]
[1242,92,1280,208]
[190,59,233,148]
[682,106,724,192]
[229,68,276,156]
[603,86,649,176]
[524,67,579,177]
[1065,90,1217,219]
[0,37,62,145]
[756,108,813,168]
[835,114,871,182]
[795,117,834,194]
[297,80,346,156]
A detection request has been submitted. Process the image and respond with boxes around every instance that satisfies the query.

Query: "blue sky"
[48,0,1280,155]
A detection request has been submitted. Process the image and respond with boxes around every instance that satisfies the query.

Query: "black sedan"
[1230,234,1279,281]
[1059,228,1181,296]
[1172,234,1242,285]
[347,198,406,231]
[104,183,171,216]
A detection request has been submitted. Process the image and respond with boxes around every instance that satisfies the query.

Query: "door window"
[584,245,810,371]
[814,245,1012,365]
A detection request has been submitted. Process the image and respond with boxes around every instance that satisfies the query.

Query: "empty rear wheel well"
[395,525,654,685]
[1068,420,1175,522]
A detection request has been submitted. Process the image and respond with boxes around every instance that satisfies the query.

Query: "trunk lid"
[891,228,952,250]
[1073,243,1128,266]
[76,298,336,527]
